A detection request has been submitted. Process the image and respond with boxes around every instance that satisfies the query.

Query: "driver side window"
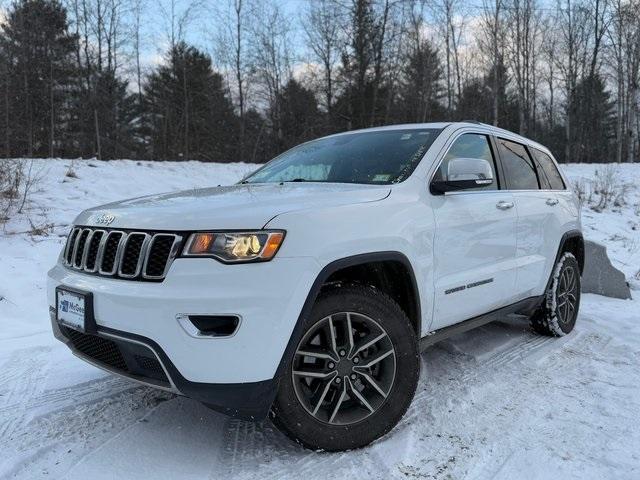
[433,133,498,191]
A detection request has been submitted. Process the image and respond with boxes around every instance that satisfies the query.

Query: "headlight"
[182,230,285,263]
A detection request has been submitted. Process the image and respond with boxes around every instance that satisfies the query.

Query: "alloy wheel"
[291,311,396,426]
[556,264,578,324]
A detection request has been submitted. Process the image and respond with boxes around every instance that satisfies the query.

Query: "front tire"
[531,252,581,336]
[271,285,419,451]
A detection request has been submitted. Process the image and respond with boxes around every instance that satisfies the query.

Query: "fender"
[272,251,421,383]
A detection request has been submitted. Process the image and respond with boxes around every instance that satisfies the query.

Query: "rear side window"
[497,139,539,190]
[531,149,565,190]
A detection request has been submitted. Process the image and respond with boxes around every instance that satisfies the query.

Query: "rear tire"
[271,285,419,451]
[530,252,581,337]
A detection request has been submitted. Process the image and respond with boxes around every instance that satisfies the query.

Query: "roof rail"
[461,119,484,125]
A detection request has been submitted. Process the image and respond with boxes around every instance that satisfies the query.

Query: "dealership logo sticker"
[94,213,116,226]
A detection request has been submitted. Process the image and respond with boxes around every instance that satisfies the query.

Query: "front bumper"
[51,314,277,419]
[48,256,320,419]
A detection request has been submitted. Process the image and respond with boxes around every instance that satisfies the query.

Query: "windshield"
[242,128,442,185]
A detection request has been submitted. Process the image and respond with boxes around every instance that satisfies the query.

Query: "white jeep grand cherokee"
[48,122,583,451]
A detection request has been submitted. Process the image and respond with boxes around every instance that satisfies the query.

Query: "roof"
[329,121,551,153]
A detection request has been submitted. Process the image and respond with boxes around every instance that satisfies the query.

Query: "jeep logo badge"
[94,213,116,226]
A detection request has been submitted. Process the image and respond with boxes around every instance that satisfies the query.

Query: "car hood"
[74,183,391,230]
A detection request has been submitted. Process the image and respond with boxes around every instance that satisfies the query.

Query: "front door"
[430,133,518,329]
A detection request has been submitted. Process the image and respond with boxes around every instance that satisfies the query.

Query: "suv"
[48,122,583,451]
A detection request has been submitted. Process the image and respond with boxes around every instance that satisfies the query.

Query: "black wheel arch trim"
[555,229,584,275]
[542,229,584,299]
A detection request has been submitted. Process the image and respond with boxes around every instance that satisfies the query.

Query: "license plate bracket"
[56,287,97,334]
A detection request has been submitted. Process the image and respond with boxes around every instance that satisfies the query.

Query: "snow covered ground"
[0,159,638,479]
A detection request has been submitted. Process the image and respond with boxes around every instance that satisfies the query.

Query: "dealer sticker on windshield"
[57,289,86,331]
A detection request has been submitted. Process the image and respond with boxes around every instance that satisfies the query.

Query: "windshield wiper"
[282,178,308,182]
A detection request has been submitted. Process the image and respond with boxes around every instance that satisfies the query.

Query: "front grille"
[63,227,181,281]
[134,354,165,376]
[61,326,170,385]
[63,327,129,372]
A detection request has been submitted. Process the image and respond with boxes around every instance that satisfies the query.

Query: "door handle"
[546,198,559,206]
[496,201,514,210]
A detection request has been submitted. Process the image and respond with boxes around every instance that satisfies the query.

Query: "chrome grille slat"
[63,227,80,265]
[118,233,151,278]
[83,230,105,272]
[80,230,95,270]
[99,231,125,275]
[93,230,109,273]
[73,229,91,268]
[142,234,182,279]
[62,227,180,281]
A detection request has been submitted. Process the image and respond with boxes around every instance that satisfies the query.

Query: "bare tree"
[303,0,343,118]
[555,0,591,162]
[132,0,145,102]
[214,0,253,160]
[623,1,640,162]
[477,0,506,125]
[156,0,203,159]
[250,1,293,146]
[432,0,465,113]
[609,0,640,163]
[156,0,202,49]
[505,0,543,135]
[541,16,559,127]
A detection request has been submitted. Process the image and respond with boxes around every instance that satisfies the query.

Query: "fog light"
[177,314,240,338]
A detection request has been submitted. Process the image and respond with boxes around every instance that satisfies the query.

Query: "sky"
[138,0,304,67]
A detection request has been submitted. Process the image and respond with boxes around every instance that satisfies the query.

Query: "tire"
[271,285,420,451]
[530,252,581,337]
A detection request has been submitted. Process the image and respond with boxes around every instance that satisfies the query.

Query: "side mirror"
[430,157,494,194]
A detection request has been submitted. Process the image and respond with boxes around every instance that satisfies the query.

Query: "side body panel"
[421,126,519,330]
[490,134,582,300]
[429,190,518,328]
[511,190,562,298]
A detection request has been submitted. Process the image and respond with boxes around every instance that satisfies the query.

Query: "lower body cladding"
[47,256,321,420]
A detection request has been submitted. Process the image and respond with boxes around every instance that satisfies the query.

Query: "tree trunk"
[49,60,55,158]
[235,0,245,160]
[94,108,101,159]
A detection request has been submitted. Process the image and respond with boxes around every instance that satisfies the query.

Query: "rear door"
[430,132,518,330]
[529,147,574,292]
[495,138,564,299]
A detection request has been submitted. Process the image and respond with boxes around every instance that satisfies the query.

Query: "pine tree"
[269,79,321,154]
[569,74,615,163]
[0,0,77,158]
[335,0,377,130]
[395,40,445,123]
[143,42,238,162]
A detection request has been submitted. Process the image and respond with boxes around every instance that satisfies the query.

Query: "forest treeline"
[0,0,638,164]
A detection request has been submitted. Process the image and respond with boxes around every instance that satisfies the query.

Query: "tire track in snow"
[470,334,552,371]
[531,329,613,368]
[0,375,135,419]
[220,418,304,477]
[0,347,50,449]
[5,387,174,479]
[220,417,391,480]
